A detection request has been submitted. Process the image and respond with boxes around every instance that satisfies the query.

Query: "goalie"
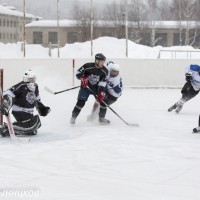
[0,70,51,137]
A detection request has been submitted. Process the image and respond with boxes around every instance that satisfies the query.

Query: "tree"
[71,0,97,41]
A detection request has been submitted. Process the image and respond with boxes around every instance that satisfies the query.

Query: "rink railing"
[158,49,200,59]
[1,58,200,89]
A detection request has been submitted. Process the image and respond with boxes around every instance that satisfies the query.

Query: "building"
[25,19,200,48]
[0,4,37,43]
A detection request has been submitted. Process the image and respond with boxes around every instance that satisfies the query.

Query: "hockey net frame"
[0,69,3,125]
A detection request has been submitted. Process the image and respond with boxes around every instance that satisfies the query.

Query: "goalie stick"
[44,86,80,95]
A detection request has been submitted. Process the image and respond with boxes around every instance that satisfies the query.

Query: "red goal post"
[0,69,3,125]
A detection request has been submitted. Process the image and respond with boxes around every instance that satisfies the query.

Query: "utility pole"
[57,0,60,58]
[125,0,128,57]
[91,0,93,57]
[23,0,26,57]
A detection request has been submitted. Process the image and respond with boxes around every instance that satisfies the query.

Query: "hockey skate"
[99,118,110,125]
[87,112,98,122]
[168,103,177,112]
[193,126,200,133]
[175,105,183,113]
[70,117,76,124]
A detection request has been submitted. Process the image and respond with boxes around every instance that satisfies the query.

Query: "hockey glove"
[185,72,192,82]
[97,91,105,103]
[35,101,51,117]
[81,76,88,88]
[0,95,12,116]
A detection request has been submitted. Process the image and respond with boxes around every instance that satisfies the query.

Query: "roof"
[26,19,200,29]
[0,4,36,18]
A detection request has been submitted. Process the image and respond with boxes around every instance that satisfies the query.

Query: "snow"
[1,88,200,200]
[26,20,77,28]
[26,19,200,29]
[0,4,35,18]
[1,37,200,59]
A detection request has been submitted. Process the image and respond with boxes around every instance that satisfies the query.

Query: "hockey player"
[70,53,109,124]
[87,61,123,124]
[168,64,200,113]
[0,70,51,137]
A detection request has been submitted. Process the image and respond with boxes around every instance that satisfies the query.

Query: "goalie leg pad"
[12,115,41,135]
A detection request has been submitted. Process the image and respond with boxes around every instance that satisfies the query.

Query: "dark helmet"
[95,53,106,61]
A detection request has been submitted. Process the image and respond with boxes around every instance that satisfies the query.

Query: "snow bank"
[0,37,199,59]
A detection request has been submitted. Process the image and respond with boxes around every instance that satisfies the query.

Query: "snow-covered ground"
[1,88,200,200]
[0,37,200,59]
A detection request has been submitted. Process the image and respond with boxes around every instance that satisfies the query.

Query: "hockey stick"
[86,86,139,127]
[44,86,80,95]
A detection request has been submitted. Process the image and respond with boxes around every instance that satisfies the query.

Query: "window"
[7,20,9,27]
[0,33,1,39]
[155,33,167,47]
[67,32,78,43]
[3,19,5,26]
[10,34,12,40]
[33,32,43,44]
[3,33,5,39]
[10,20,13,27]
[14,21,16,27]
[0,19,1,26]
[48,32,57,44]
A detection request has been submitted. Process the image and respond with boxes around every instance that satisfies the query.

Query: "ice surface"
[1,88,200,200]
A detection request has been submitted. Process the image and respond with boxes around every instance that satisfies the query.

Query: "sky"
[0,0,118,19]
[0,0,172,19]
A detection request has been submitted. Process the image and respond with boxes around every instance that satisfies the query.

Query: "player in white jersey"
[168,64,200,113]
[87,61,123,124]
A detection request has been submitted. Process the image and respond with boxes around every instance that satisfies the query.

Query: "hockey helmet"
[95,53,106,61]
[108,63,120,77]
[23,70,37,83]
[23,70,37,92]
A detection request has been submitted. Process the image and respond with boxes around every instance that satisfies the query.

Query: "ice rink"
[1,88,200,200]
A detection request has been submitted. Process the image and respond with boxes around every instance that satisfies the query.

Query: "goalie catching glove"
[35,101,51,116]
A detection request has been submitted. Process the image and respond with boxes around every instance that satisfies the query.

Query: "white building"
[0,4,37,43]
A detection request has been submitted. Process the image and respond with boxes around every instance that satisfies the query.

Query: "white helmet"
[107,62,120,77]
[23,70,36,83]
[110,63,120,72]
[23,70,37,91]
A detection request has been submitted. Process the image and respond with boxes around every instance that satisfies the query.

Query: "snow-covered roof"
[26,19,200,29]
[26,19,77,28]
[0,4,36,18]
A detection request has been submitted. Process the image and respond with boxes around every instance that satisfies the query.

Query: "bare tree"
[102,1,126,38]
[148,0,158,47]
[171,0,199,46]
[71,0,97,41]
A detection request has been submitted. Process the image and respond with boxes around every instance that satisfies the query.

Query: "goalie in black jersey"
[71,53,109,124]
[0,70,51,137]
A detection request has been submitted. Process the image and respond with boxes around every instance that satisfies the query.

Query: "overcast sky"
[0,0,171,19]
[0,0,118,19]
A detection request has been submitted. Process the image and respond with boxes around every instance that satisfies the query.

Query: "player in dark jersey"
[0,70,51,137]
[70,53,109,124]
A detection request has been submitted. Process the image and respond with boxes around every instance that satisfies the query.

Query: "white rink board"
[1,59,200,89]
